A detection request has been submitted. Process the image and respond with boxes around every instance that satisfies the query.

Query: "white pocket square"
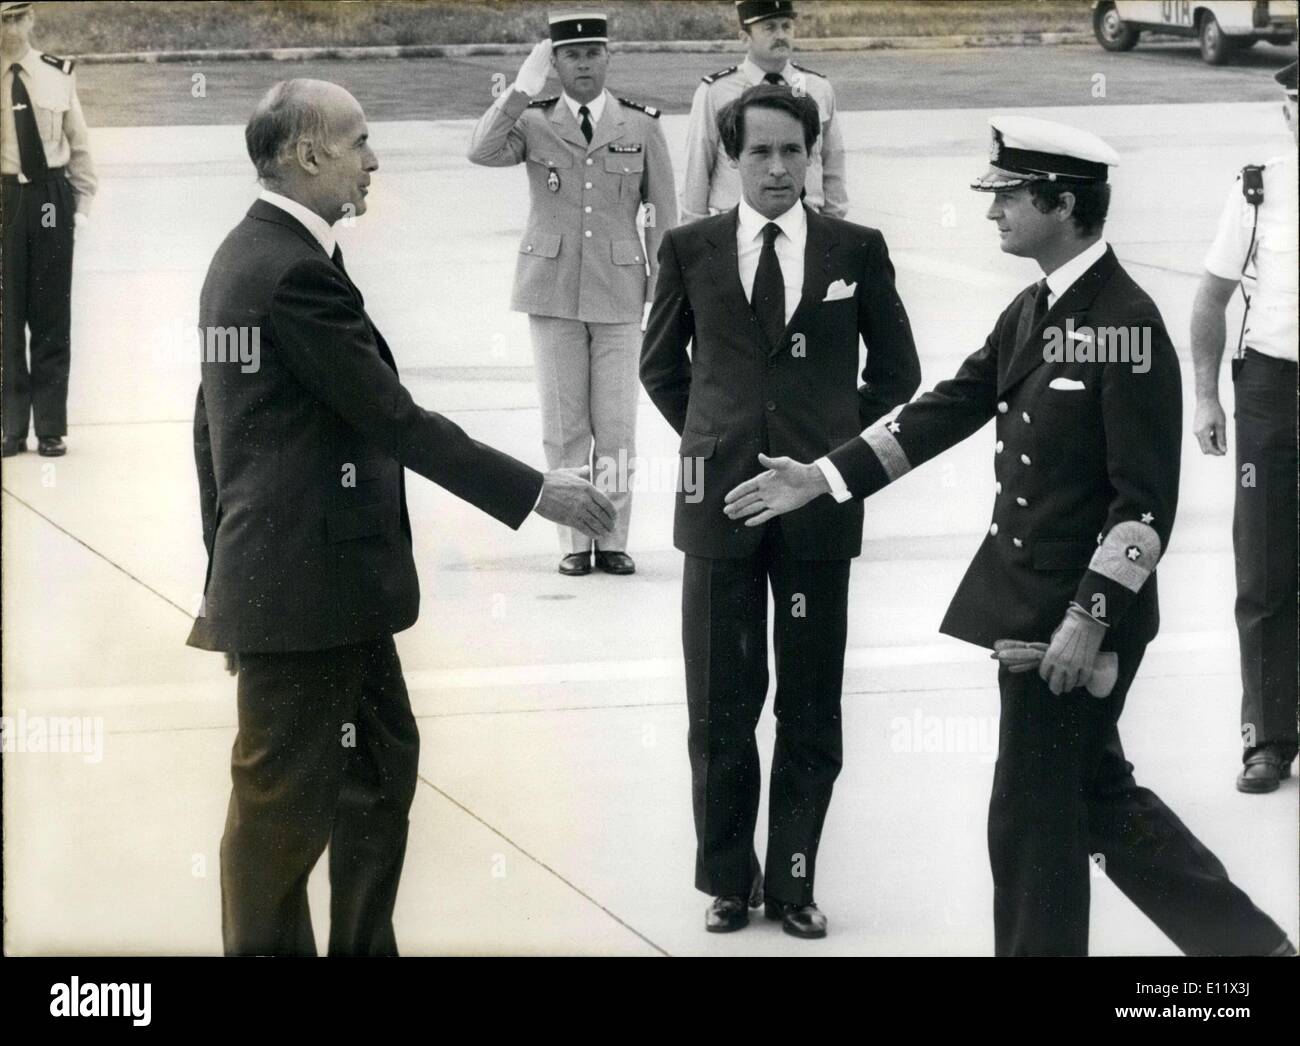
[822,279,857,302]
[1049,377,1087,391]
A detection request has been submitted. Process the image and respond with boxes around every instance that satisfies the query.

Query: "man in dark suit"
[641,84,920,938]
[725,116,1294,956]
[190,79,614,956]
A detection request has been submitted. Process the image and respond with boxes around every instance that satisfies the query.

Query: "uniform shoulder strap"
[527,96,560,109]
[617,97,660,118]
[790,61,825,78]
[701,65,739,84]
[40,52,76,74]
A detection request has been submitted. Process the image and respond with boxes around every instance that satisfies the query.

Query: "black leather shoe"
[705,872,763,934]
[1270,937,1297,956]
[1,437,26,457]
[558,552,591,576]
[37,437,66,457]
[1237,748,1293,794]
[765,900,828,939]
[594,550,635,575]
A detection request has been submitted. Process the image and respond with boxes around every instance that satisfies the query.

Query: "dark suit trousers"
[1232,350,1298,759]
[989,639,1288,956]
[220,635,420,956]
[2,175,75,440]
[683,524,850,905]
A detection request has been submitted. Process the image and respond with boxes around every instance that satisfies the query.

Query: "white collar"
[1043,238,1108,304]
[742,55,795,85]
[5,48,37,75]
[562,90,606,126]
[258,189,336,257]
[737,195,806,245]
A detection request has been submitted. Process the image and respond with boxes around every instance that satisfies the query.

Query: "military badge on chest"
[546,164,560,192]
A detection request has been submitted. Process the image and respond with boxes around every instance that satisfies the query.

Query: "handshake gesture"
[534,465,615,541]
[514,39,554,97]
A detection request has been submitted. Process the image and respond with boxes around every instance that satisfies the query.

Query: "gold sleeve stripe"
[863,418,911,483]
[1088,520,1161,593]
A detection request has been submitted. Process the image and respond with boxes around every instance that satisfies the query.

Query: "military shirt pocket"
[28,86,68,143]
[605,151,644,199]
[519,232,562,259]
[611,240,646,266]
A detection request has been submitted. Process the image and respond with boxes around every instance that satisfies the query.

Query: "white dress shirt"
[561,89,606,129]
[258,189,336,257]
[737,195,806,325]
[814,238,1112,502]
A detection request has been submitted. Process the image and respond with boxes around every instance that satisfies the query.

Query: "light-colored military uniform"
[469,86,677,553]
[680,56,847,224]
[2,47,96,445]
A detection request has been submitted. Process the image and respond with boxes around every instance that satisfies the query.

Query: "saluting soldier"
[468,10,677,576]
[724,116,1295,957]
[1,0,96,458]
[681,0,847,224]
[1191,60,1298,795]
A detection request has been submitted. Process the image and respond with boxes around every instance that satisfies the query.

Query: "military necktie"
[578,104,593,144]
[753,222,785,351]
[763,72,785,86]
[9,65,49,181]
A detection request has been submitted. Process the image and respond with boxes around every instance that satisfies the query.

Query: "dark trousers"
[220,635,420,956]
[989,638,1288,956]
[1232,349,1298,760]
[682,524,850,905]
[2,173,75,440]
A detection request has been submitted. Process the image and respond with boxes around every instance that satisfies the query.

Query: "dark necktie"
[1015,278,1051,348]
[763,72,785,86]
[753,222,785,351]
[578,104,593,144]
[9,65,49,181]
[331,243,346,274]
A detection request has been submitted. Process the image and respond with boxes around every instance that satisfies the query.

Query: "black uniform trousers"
[990,635,1288,956]
[220,635,420,956]
[682,523,850,905]
[2,171,75,440]
[1231,348,1298,761]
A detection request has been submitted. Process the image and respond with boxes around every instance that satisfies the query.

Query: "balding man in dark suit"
[191,79,613,956]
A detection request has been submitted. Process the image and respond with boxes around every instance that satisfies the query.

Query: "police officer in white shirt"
[1191,60,1299,794]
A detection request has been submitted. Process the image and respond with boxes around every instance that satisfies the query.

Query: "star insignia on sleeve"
[1126,546,1141,561]
[887,421,901,434]
[1140,512,1154,524]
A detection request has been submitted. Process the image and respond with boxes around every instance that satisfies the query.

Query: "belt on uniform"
[1243,347,1298,369]
[1,166,67,185]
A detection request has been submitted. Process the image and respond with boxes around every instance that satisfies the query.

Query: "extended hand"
[1038,610,1106,695]
[1193,397,1227,456]
[534,465,616,541]
[723,453,828,526]
[515,39,553,96]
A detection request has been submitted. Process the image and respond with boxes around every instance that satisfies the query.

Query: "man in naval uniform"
[1,0,96,458]
[680,0,847,224]
[724,116,1295,956]
[468,10,677,576]
[1191,60,1298,794]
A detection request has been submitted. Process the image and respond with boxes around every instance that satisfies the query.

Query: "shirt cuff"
[815,456,852,504]
[531,481,544,514]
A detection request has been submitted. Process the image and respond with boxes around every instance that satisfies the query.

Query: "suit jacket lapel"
[705,209,755,338]
[774,205,833,359]
[549,98,591,150]
[998,246,1118,396]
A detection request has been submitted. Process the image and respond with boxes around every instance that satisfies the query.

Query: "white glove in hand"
[515,39,553,97]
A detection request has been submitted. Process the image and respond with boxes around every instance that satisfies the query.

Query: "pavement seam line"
[2,487,195,620]
[413,771,672,957]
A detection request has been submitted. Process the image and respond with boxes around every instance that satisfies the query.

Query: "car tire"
[1094,2,1140,52]
[1199,13,1232,65]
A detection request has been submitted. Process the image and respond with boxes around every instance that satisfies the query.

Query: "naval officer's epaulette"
[701,65,739,84]
[790,61,824,78]
[618,97,660,118]
[527,96,559,109]
[40,52,76,74]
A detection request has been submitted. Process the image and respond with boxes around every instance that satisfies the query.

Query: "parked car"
[1093,0,1298,64]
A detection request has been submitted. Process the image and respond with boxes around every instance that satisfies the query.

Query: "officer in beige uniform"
[1,0,96,458]
[468,11,677,575]
[681,0,847,224]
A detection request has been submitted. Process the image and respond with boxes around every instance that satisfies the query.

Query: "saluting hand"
[534,465,616,541]
[724,453,829,526]
[515,39,553,97]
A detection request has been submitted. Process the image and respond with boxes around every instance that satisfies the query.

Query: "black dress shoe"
[1,437,26,458]
[37,437,66,457]
[1237,748,1294,794]
[705,872,763,934]
[558,552,592,576]
[764,900,828,939]
[1270,937,1297,956]
[594,550,635,575]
